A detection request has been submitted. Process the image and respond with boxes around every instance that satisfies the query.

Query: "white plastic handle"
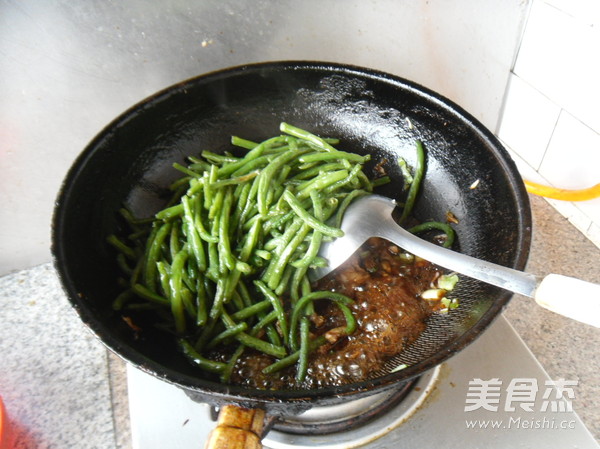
[534,274,600,328]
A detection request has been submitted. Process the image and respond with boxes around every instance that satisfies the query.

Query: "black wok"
[52,61,531,446]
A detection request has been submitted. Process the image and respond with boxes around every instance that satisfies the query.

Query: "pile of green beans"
[108,122,455,385]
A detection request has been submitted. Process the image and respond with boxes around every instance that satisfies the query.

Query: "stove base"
[127,316,598,448]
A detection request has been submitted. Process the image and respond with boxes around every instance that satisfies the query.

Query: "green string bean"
[107,123,451,386]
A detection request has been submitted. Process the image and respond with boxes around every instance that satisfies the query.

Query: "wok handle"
[534,274,600,328]
[204,405,265,449]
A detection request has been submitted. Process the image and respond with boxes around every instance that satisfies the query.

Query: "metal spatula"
[312,194,600,328]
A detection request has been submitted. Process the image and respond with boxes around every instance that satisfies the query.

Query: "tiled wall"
[498,0,600,248]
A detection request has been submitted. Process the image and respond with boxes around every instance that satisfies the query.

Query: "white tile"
[503,142,548,183]
[585,221,600,249]
[575,197,600,225]
[546,197,593,235]
[539,111,600,190]
[506,142,600,236]
[539,111,600,224]
[542,0,600,27]
[514,0,600,132]
[498,75,560,169]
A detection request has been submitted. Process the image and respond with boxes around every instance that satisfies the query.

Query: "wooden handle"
[204,405,265,449]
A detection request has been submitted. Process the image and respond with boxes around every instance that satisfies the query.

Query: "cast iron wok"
[52,61,531,445]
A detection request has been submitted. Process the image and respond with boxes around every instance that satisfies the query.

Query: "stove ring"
[272,378,419,435]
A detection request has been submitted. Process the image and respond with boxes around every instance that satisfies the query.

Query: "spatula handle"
[534,274,600,328]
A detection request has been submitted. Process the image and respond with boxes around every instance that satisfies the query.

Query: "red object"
[0,395,8,449]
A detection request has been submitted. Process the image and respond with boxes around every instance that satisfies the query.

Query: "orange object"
[524,180,600,202]
[0,396,7,449]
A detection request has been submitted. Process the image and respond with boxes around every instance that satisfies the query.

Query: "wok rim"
[51,60,532,407]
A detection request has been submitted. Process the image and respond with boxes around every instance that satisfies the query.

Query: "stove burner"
[263,366,440,449]
[272,378,420,435]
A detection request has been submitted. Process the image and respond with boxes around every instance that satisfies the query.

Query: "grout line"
[497,72,563,167]
[541,0,599,27]
[494,0,535,134]
[510,0,536,73]
[505,143,600,251]
[536,107,562,172]
[500,73,563,174]
[584,222,600,250]
[494,75,513,135]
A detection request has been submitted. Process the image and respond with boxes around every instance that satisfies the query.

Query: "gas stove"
[127,315,598,448]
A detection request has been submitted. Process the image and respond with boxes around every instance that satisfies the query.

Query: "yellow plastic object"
[524,180,600,201]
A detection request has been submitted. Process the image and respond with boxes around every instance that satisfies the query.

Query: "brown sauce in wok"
[220,237,443,389]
